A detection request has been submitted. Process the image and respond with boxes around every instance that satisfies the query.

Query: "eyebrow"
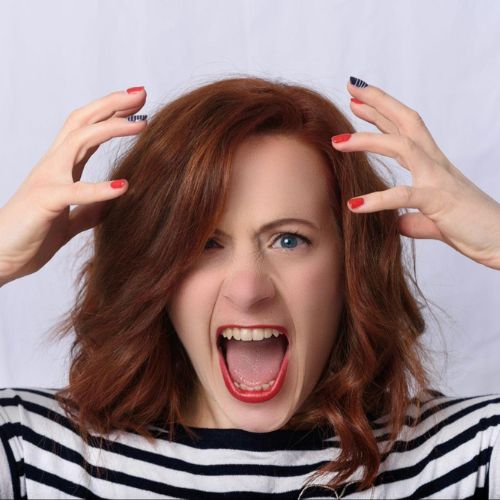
[213,218,319,237]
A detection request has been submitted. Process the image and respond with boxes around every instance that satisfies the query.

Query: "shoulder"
[0,386,69,462]
[376,390,500,452]
[369,390,500,499]
[0,387,65,499]
[410,390,500,437]
[370,389,500,434]
[0,386,77,461]
[0,386,64,425]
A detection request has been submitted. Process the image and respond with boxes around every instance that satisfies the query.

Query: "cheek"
[291,251,344,370]
[292,250,343,316]
[167,270,220,349]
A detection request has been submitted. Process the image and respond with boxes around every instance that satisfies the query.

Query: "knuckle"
[377,88,387,99]
[72,180,86,197]
[408,109,425,126]
[396,185,413,203]
[65,107,85,125]
[394,136,415,165]
[64,128,82,148]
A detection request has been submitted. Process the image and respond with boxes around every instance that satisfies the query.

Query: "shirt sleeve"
[490,427,500,499]
[0,433,15,499]
[0,389,23,499]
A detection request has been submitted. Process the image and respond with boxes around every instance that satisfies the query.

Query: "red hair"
[48,76,442,492]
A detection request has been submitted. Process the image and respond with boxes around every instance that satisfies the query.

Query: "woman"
[0,76,499,499]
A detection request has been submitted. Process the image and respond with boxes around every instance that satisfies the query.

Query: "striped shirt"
[0,387,499,499]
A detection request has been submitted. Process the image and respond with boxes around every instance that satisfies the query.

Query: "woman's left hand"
[331,77,500,271]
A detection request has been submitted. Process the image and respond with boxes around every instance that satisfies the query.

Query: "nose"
[221,261,275,310]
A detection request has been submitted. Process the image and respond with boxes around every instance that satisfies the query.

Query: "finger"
[346,185,434,213]
[397,212,445,241]
[66,88,147,127]
[349,99,399,135]
[347,79,446,163]
[47,88,147,153]
[331,132,436,176]
[71,110,145,182]
[55,116,147,169]
[41,179,129,214]
[66,199,110,240]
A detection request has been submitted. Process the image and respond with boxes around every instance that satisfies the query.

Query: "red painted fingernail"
[351,98,364,105]
[126,86,145,94]
[348,197,364,209]
[331,133,352,144]
[110,179,127,189]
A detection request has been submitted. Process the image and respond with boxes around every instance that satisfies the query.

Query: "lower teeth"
[233,379,275,391]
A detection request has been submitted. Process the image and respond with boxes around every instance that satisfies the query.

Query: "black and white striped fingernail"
[127,114,148,122]
[349,76,368,88]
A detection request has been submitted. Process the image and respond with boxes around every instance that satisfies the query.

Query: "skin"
[166,134,345,432]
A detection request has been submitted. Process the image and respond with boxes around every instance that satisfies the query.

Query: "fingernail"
[331,133,352,144]
[348,197,364,209]
[127,114,148,122]
[349,77,368,88]
[126,86,145,94]
[351,98,364,105]
[111,179,127,189]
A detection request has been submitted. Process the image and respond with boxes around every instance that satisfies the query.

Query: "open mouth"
[216,328,290,403]
[217,335,288,359]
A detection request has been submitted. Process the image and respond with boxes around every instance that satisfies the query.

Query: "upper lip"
[216,324,289,343]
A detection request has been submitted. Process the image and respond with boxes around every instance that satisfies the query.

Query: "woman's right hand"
[0,87,148,286]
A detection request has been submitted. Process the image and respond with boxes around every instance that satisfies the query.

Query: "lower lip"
[217,342,289,403]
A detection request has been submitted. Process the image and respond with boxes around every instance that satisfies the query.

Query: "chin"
[222,398,296,432]
[234,416,289,433]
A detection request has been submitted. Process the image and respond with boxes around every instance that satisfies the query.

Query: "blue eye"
[273,232,311,250]
[203,231,311,251]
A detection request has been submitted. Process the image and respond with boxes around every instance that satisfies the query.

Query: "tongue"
[225,337,286,386]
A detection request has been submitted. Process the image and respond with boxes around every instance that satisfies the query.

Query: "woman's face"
[167,134,344,431]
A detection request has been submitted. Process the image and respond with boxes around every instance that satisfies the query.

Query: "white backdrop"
[0,0,499,398]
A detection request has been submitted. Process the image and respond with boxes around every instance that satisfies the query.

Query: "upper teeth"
[221,328,283,341]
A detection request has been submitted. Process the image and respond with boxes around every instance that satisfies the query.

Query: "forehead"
[223,134,332,219]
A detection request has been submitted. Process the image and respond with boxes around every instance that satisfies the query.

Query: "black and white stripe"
[0,387,499,499]
[127,114,148,122]
[349,76,368,88]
